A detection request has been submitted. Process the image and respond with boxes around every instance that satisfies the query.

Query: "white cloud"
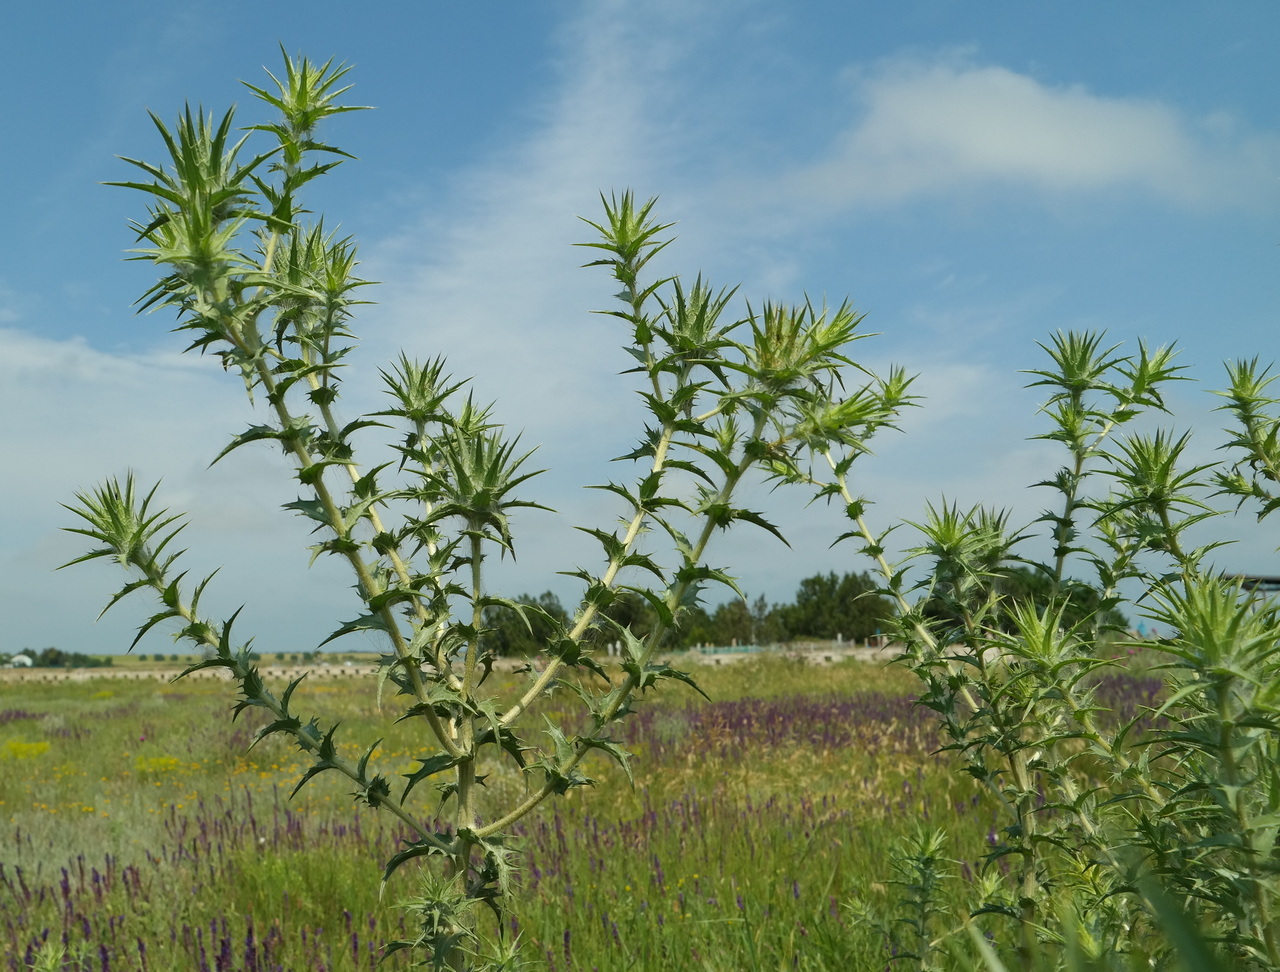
[0,0,710,656]
[1,329,227,497]
[794,56,1280,210]
[359,0,725,549]
[362,3,674,448]
[354,1,923,613]
[19,12,1276,659]
[0,329,357,655]
[360,23,1280,617]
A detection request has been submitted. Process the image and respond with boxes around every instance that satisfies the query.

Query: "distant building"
[1231,574,1280,595]
[9,654,32,668]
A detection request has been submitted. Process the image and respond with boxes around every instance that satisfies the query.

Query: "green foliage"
[778,570,894,641]
[481,591,569,656]
[58,43,1277,972]
[24,647,114,668]
[63,51,906,969]
[671,572,893,648]
[809,332,1280,970]
[847,826,960,972]
[677,596,760,646]
[0,661,948,969]
[921,565,1127,639]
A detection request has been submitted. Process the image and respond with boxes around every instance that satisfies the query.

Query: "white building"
[9,654,33,668]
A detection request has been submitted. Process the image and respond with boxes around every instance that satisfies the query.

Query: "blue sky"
[3,1,1279,655]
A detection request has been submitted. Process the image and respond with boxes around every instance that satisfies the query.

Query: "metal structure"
[1228,574,1280,595]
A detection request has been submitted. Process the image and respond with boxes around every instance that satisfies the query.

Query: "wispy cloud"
[0,328,357,654]
[355,20,1280,610]
[793,55,1280,210]
[14,6,1276,657]
[362,2,726,499]
[6,1,724,655]
[349,2,731,606]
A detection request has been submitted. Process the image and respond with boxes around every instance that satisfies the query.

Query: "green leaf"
[210,425,285,465]
[320,612,391,646]
[281,497,331,526]
[288,724,343,799]
[728,508,790,545]
[575,527,625,563]
[674,564,743,602]
[645,662,709,700]
[580,737,635,787]
[129,608,181,650]
[401,753,460,800]
[620,585,675,628]
[381,834,454,887]
[250,714,303,750]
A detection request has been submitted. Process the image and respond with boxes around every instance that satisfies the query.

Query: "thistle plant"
[61,52,907,969]
[803,332,1280,970]
[845,826,961,972]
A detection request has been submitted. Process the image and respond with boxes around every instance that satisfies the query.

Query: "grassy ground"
[0,656,998,970]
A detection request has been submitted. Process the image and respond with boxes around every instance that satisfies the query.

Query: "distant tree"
[673,604,715,646]
[32,647,111,668]
[671,593,785,648]
[999,566,1127,631]
[777,571,893,641]
[922,565,1127,635]
[483,591,570,656]
[597,591,661,644]
[749,593,785,644]
[711,600,753,645]
[36,647,69,667]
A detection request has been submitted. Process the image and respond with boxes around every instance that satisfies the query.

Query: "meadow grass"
[0,655,1154,970]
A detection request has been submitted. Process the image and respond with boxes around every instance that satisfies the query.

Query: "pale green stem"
[820,450,983,712]
[451,533,489,897]
[307,375,464,696]
[462,532,485,699]
[500,420,677,729]
[130,548,450,854]
[220,279,463,758]
[1049,404,1116,592]
[815,449,1039,839]
[256,357,461,754]
[480,409,767,839]
[501,242,677,726]
[1215,680,1279,963]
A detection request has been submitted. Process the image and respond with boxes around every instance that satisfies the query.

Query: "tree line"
[482,565,1129,657]
[6,647,115,668]
[7,566,1126,666]
[482,571,895,656]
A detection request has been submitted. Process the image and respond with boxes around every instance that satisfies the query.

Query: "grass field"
[0,654,1154,970]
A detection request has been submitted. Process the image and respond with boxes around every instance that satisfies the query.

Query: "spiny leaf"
[210,425,286,465]
[381,835,455,887]
[580,737,635,787]
[401,753,460,801]
[320,612,391,646]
